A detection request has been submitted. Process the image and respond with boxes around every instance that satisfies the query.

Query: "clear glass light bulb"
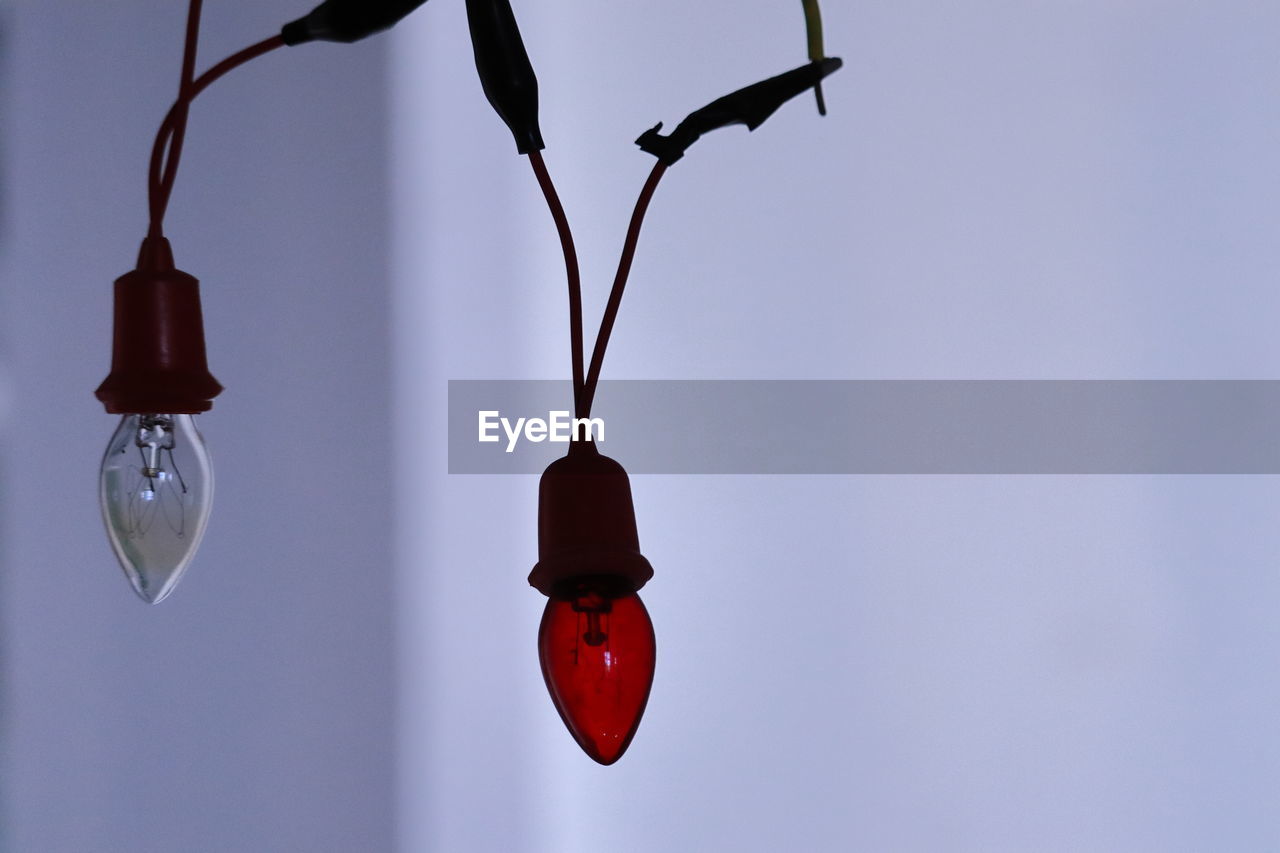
[99,413,213,604]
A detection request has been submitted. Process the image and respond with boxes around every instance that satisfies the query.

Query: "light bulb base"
[95,239,222,414]
[529,446,653,597]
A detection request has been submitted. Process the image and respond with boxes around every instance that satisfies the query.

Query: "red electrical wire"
[146,0,201,238]
[527,150,586,418]
[147,34,287,237]
[580,162,667,419]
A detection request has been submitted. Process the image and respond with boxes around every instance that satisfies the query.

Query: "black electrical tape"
[636,58,842,165]
[282,0,430,45]
[465,0,545,154]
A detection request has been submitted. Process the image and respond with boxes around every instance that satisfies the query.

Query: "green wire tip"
[801,0,828,115]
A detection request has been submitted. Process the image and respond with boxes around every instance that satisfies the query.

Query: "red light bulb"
[538,579,655,765]
[530,443,656,764]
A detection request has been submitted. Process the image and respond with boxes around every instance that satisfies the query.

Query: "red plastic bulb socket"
[530,443,656,764]
[95,237,222,414]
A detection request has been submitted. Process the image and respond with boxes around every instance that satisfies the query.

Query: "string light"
[95,1,424,602]
[99,0,838,765]
[466,0,839,761]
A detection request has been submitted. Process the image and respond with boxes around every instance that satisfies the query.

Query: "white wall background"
[3,1,1280,851]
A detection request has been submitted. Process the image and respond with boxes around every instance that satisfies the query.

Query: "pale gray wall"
[0,3,394,851]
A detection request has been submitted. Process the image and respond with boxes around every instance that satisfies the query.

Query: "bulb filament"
[572,591,612,649]
[121,415,189,538]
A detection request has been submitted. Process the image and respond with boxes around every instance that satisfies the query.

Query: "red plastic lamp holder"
[531,442,657,764]
[94,238,223,415]
[529,441,654,596]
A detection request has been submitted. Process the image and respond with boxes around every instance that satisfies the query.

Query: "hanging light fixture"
[466,0,840,761]
[530,443,656,765]
[95,0,429,602]
[95,236,222,603]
